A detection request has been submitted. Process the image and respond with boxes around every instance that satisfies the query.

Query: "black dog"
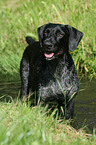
[20,23,83,119]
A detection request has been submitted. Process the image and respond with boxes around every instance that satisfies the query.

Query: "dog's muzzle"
[44,50,64,60]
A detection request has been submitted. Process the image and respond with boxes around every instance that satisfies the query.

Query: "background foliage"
[0,0,96,79]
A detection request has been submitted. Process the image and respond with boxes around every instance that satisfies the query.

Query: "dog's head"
[38,23,83,60]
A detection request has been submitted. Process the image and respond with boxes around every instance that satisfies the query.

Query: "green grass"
[0,100,96,145]
[0,0,96,144]
[0,0,96,79]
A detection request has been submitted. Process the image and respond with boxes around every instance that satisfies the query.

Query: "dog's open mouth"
[44,53,54,59]
[44,50,63,60]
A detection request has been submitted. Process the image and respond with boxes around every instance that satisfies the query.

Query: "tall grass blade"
[52,4,63,23]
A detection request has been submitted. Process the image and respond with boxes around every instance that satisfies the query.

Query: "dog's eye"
[58,34,62,36]
[56,31,63,37]
[57,33,63,37]
[44,29,50,37]
[44,32,48,37]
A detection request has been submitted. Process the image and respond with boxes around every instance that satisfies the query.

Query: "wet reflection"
[0,80,20,102]
[73,79,96,133]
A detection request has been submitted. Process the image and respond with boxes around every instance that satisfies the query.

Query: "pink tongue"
[44,53,54,58]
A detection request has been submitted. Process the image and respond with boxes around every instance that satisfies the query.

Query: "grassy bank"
[0,1,96,143]
[0,100,96,145]
[0,0,96,79]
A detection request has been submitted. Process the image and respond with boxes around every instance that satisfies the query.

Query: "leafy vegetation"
[0,100,96,145]
[0,0,96,79]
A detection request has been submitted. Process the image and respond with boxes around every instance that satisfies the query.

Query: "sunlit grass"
[0,100,96,145]
[0,0,96,78]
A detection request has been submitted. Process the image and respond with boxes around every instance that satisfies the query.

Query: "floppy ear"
[37,24,46,47]
[66,25,83,51]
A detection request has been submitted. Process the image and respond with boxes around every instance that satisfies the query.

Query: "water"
[73,79,96,133]
[0,80,20,102]
[0,78,96,133]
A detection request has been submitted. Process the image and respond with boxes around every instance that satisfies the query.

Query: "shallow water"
[73,79,96,133]
[0,80,20,101]
[0,78,96,133]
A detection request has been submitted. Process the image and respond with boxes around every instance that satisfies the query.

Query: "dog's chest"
[38,62,78,102]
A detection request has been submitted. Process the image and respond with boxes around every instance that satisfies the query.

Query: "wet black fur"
[20,23,83,119]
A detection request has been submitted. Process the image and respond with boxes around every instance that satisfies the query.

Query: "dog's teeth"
[44,53,54,58]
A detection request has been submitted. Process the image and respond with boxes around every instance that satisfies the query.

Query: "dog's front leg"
[20,54,29,99]
[65,98,75,119]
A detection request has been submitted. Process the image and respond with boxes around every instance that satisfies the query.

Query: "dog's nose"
[44,42,52,48]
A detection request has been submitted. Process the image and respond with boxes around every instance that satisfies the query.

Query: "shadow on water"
[0,76,96,133]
